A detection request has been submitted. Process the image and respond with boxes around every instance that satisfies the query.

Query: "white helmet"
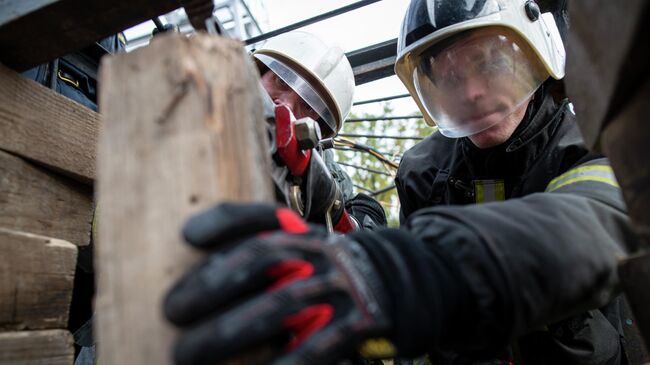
[253,31,355,138]
[395,0,566,138]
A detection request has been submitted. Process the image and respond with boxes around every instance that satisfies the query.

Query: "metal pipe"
[244,0,381,45]
[345,115,424,123]
[238,0,263,34]
[338,133,424,140]
[353,184,374,194]
[370,184,396,196]
[353,93,410,106]
[152,17,165,31]
[337,161,392,176]
[333,146,402,159]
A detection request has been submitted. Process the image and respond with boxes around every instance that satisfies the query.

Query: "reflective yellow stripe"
[474,180,505,203]
[546,165,619,192]
[358,338,397,359]
[548,176,619,192]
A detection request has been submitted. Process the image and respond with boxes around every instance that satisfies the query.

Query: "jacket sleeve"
[398,157,638,350]
[345,193,388,229]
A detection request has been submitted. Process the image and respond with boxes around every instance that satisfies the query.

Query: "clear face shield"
[255,54,337,137]
[413,27,549,138]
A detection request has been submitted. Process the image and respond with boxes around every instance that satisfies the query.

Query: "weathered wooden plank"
[0,63,98,183]
[95,33,273,365]
[0,0,180,71]
[602,77,650,354]
[565,0,649,148]
[0,150,93,246]
[0,229,77,330]
[0,330,74,365]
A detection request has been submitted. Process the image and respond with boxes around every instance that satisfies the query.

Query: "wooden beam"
[0,229,77,331]
[0,63,98,183]
[0,0,180,71]
[95,33,273,365]
[0,330,74,365]
[0,150,93,246]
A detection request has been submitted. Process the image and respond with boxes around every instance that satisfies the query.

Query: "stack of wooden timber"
[0,62,97,364]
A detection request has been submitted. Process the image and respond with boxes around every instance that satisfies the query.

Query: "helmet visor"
[255,54,337,137]
[413,27,548,137]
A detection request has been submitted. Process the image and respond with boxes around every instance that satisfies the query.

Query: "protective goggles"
[413,27,548,137]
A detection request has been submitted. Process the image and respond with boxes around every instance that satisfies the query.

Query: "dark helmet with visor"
[395,0,565,138]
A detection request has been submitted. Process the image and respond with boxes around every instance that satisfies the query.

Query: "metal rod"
[244,0,381,45]
[353,93,410,106]
[353,184,374,194]
[345,115,424,123]
[370,184,396,196]
[334,146,402,159]
[338,133,424,140]
[152,17,165,31]
[238,0,263,34]
[337,161,391,176]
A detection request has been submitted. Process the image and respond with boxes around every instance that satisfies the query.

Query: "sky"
[122,0,421,118]
[259,0,419,116]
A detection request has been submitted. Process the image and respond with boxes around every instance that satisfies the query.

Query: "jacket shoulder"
[398,131,456,181]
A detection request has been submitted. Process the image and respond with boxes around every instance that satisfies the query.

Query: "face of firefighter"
[431,35,531,148]
[261,70,322,122]
[415,27,543,147]
[467,98,530,149]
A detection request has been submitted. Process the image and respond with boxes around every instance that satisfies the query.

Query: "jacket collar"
[459,86,568,178]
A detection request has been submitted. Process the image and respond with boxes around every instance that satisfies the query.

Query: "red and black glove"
[273,105,357,233]
[163,203,394,365]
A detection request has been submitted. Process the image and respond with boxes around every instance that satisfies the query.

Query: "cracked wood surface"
[0,330,74,365]
[0,229,77,330]
[0,150,93,246]
[0,63,98,184]
[95,33,273,365]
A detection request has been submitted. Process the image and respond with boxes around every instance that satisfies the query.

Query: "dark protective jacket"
[392,87,639,364]
[323,149,387,229]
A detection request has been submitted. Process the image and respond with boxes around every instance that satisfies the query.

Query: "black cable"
[334,138,402,165]
[353,93,410,106]
[337,161,392,176]
[345,115,424,123]
[370,184,396,196]
[245,0,381,45]
[333,147,402,160]
[338,133,424,141]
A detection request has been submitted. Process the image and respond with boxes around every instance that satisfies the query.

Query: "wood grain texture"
[95,33,273,365]
[0,150,93,246]
[0,229,77,330]
[0,63,98,183]
[0,330,74,365]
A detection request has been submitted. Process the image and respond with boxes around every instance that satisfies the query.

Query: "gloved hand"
[163,203,394,365]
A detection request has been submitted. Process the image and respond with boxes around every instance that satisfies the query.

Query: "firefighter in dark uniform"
[161,1,637,364]
[253,31,386,231]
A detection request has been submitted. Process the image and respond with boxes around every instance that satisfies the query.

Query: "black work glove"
[163,203,396,365]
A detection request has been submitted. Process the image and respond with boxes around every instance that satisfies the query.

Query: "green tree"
[335,103,433,227]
